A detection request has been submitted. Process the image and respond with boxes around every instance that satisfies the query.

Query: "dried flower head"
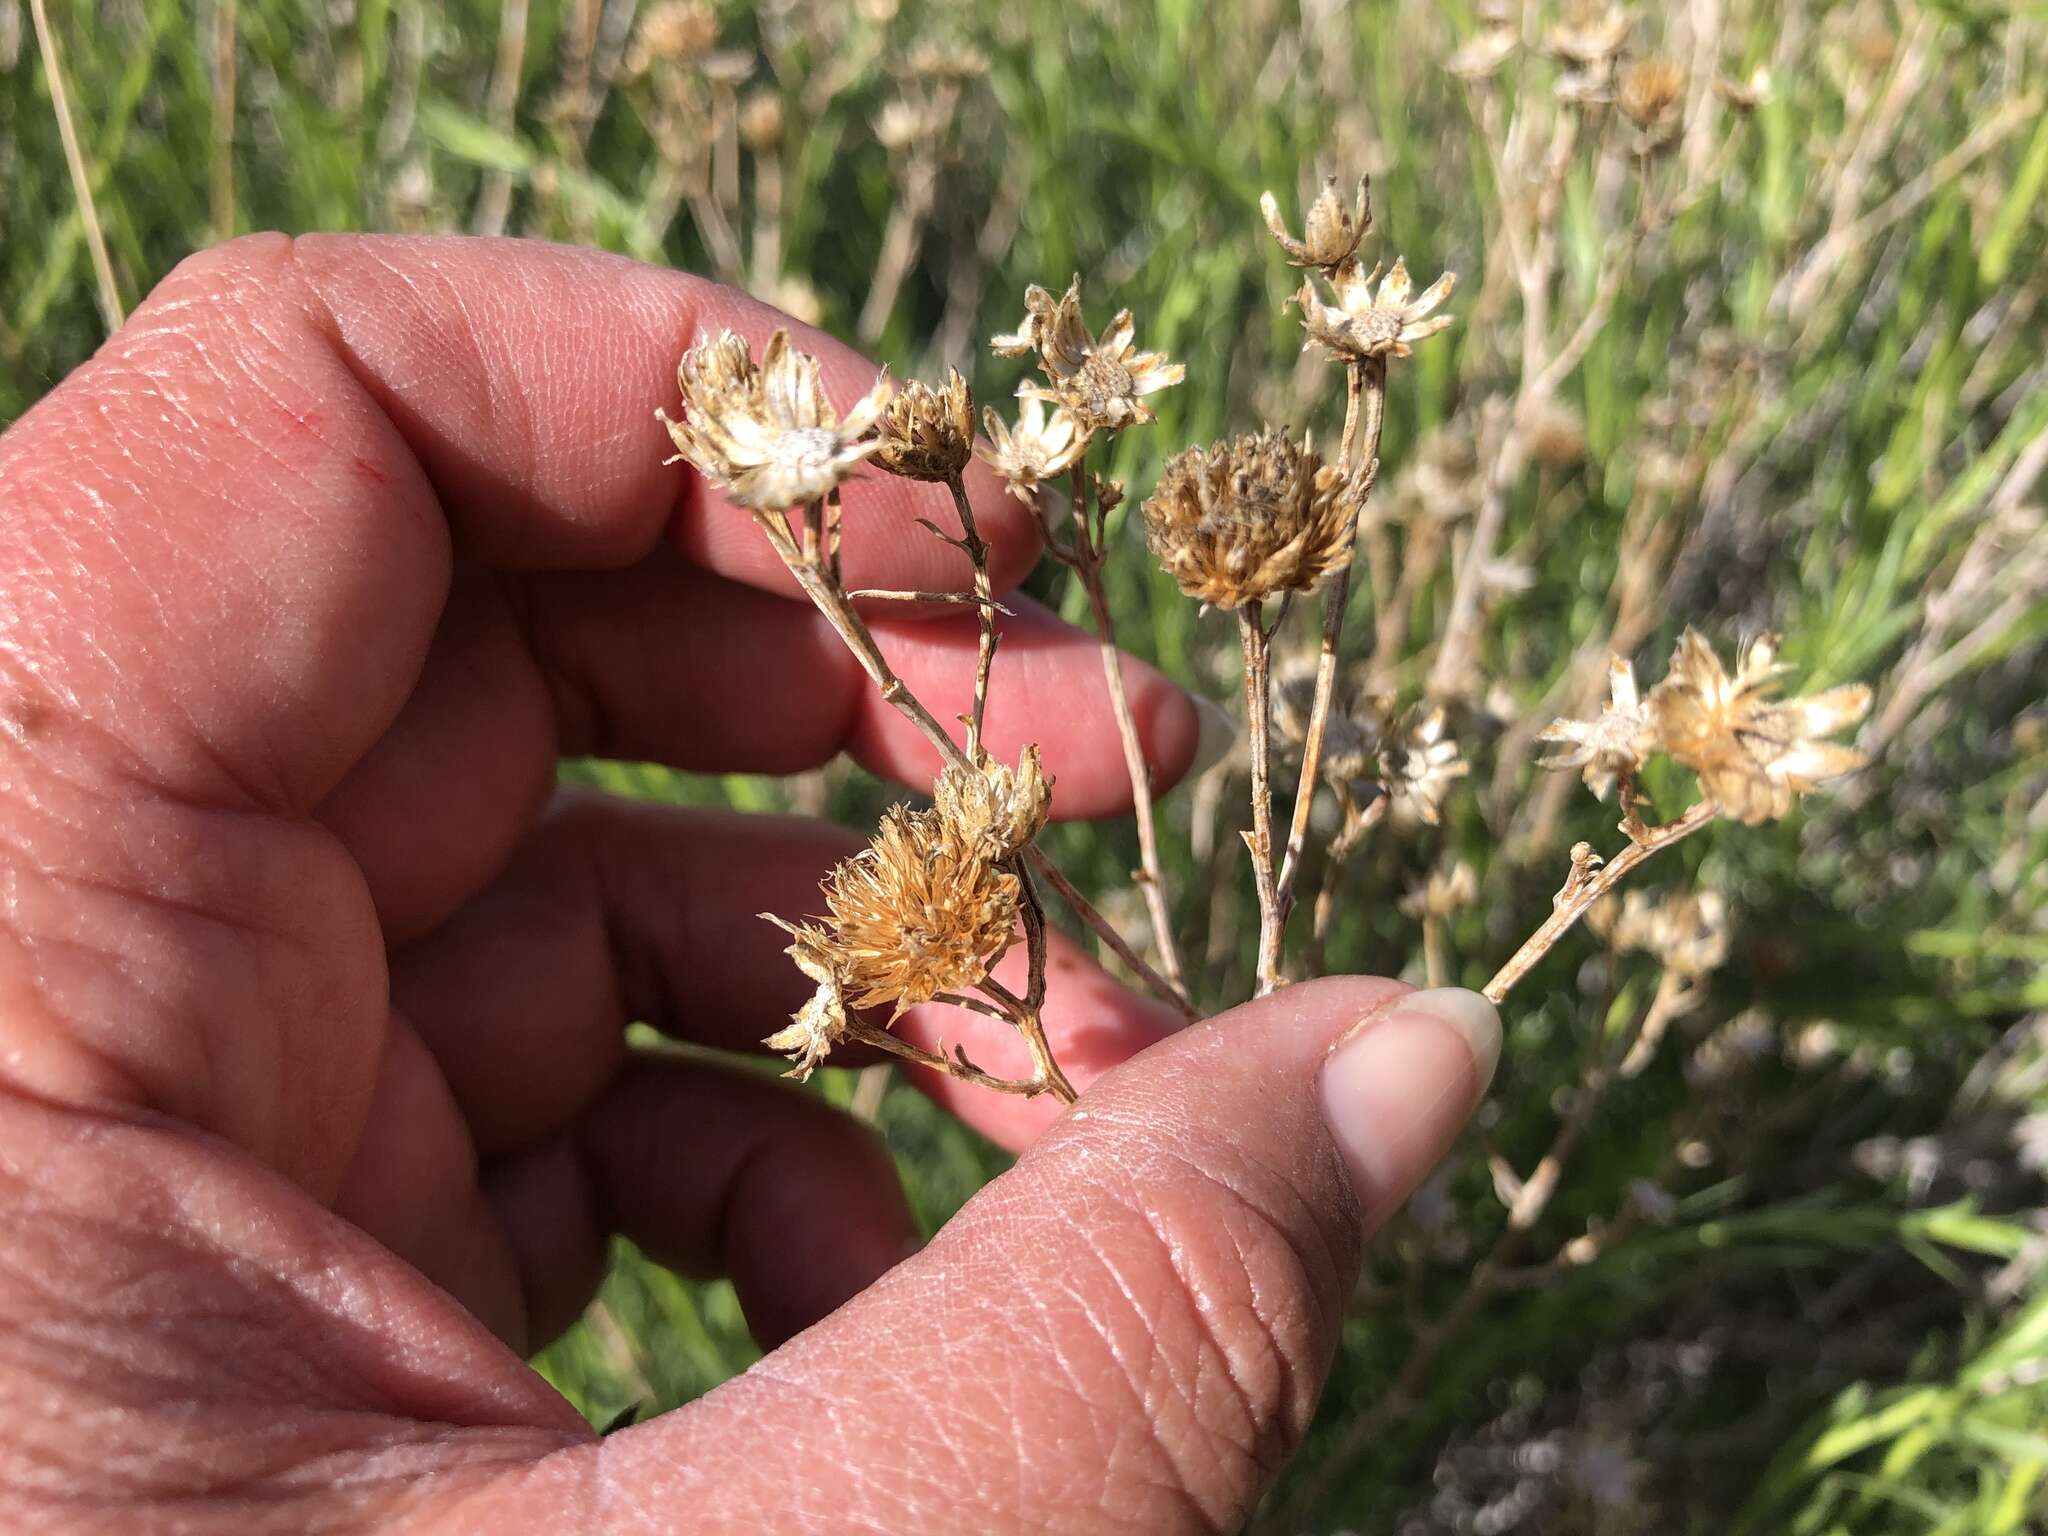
[992,276,1185,432]
[1446,26,1519,80]
[1618,57,1686,145]
[1714,67,1772,111]
[1140,428,1368,609]
[872,368,975,482]
[899,41,990,80]
[1295,257,1457,363]
[1400,859,1480,921]
[629,0,718,73]
[1537,656,1658,800]
[823,802,1021,1014]
[1260,174,1372,270]
[738,88,783,148]
[761,920,852,1079]
[875,94,953,152]
[1544,5,1631,68]
[1382,704,1470,825]
[1646,630,1872,824]
[1599,888,1732,981]
[659,329,893,510]
[1524,396,1588,466]
[933,744,1053,858]
[978,395,1088,503]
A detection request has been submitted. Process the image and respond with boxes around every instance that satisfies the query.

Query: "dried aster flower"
[1618,57,1686,146]
[760,920,852,1080]
[1382,705,1470,826]
[873,368,975,482]
[1140,428,1368,608]
[1601,888,1732,981]
[824,802,1021,1014]
[1294,256,1457,363]
[1260,174,1371,270]
[1714,67,1772,111]
[1537,655,1658,800]
[978,395,1088,503]
[658,329,893,510]
[933,744,1053,858]
[1446,26,1519,80]
[1544,5,1631,69]
[992,276,1185,432]
[1646,630,1872,825]
[1400,859,1480,921]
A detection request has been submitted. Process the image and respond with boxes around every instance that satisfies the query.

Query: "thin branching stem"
[1268,357,1387,991]
[1482,792,1720,1004]
[1064,462,1192,1004]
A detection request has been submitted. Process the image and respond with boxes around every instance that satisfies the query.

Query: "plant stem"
[1065,463,1191,1004]
[1481,795,1719,1004]
[1270,359,1387,988]
[946,475,998,763]
[28,0,123,331]
[1241,604,1284,993]
[1307,795,1386,974]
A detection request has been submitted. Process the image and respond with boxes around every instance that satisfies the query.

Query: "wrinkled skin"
[0,236,1486,1534]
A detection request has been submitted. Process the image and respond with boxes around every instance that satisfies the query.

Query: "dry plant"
[656,176,1873,1106]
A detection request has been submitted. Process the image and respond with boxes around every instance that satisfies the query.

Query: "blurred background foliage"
[4,0,2047,1529]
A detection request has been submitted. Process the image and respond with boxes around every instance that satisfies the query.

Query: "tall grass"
[5,1,2045,1527]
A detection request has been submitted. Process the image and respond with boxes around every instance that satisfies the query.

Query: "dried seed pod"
[1141,428,1368,608]
[1380,704,1470,826]
[1618,57,1686,147]
[738,88,784,148]
[978,396,1088,503]
[873,369,976,482]
[1259,174,1372,270]
[991,276,1185,432]
[1536,656,1658,800]
[760,920,853,1080]
[933,745,1053,858]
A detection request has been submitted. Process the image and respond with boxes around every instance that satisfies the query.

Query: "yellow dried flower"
[991,276,1185,432]
[934,744,1053,858]
[1646,630,1872,824]
[1537,655,1658,800]
[1140,428,1369,609]
[1382,704,1470,826]
[1259,174,1372,270]
[1294,256,1457,363]
[1618,57,1686,146]
[760,919,853,1081]
[978,395,1088,503]
[824,803,1021,1015]
[658,329,893,510]
[872,369,975,482]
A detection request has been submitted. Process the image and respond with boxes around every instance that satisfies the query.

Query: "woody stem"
[1241,604,1284,995]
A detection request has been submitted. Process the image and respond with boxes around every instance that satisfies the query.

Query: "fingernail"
[1186,694,1238,779]
[1318,988,1500,1222]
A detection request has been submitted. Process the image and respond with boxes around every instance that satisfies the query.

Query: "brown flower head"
[978,395,1088,503]
[1381,704,1470,826]
[760,919,853,1080]
[1646,630,1871,824]
[823,803,1020,1015]
[629,1,718,73]
[738,89,784,148]
[1295,257,1457,363]
[1618,57,1686,146]
[659,329,893,510]
[1714,67,1771,111]
[1537,655,1658,800]
[1140,428,1368,609]
[1260,174,1372,270]
[873,368,975,482]
[992,276,1185,432]
[933,744,1053,858]
[1544,5,1631,68]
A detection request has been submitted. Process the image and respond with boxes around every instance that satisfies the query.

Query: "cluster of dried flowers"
[656,160,1871,1102]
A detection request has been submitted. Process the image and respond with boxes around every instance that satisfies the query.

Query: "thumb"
[584,976,1498,1533]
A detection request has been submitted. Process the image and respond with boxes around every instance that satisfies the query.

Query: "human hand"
[0,235,1496,1533]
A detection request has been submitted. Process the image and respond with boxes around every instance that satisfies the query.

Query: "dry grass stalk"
[27,0,123,331]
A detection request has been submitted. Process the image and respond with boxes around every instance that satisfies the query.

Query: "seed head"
[1140,428,1368,609]
[738,89,783,148]
[760,919,853,1081]
[1646,630,1871,824]
[933,744,1053,858]
[872,369,975,482]
[992,276,1185,432]
[978,395,1088,503]
[1446,26,1519,80]
[1618,57,1686,146]
[1714,67,1772,111]
[629,1,719,73]
[1294,256,1457,364]
[1537,655,1658,800]
[1544,5,1631,68]
[1260,174,1372,270]
[1596,888,1732,981]
[1399,859,1480,921]
[823,802,1021,1015]
[1381,704,1470,826]
[658,329,893,510]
